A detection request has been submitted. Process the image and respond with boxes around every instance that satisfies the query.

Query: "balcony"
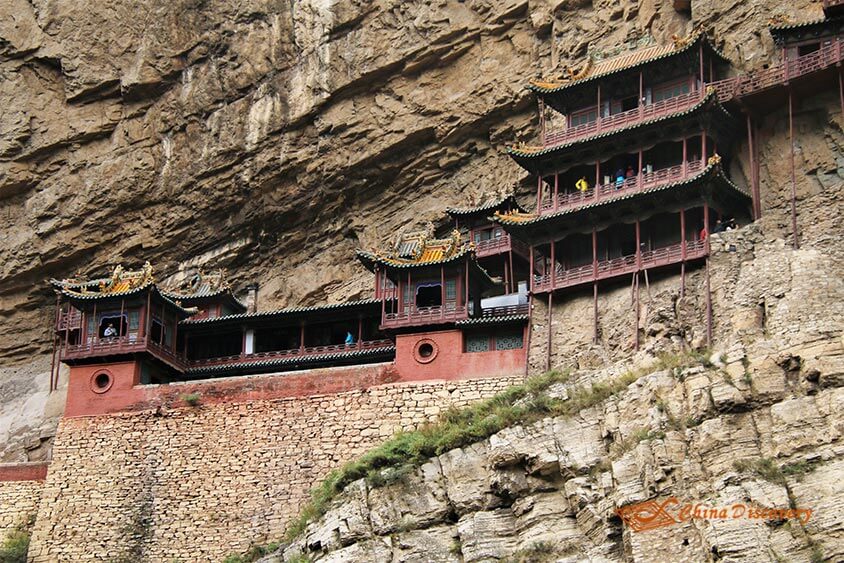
[188,339,395,369]
[539,160,704,215]
[62,336,189,371]
[543,90,704,149]
[474,234,531,258]
[382,304,469,329]
[709,40,844,102]
[533,239,707,293]
[57,309,81,331]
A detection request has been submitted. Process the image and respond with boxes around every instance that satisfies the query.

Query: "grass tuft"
[0,528,30,563]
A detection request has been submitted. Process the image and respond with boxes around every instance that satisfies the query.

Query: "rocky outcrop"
[277,339,844,562]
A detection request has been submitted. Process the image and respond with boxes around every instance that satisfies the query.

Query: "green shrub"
[181,393,201,407]
[0,529,30,563]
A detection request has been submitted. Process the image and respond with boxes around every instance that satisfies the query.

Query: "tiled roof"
[508,88,722,160]
[527,33,729,94]
[446,194,525,217]
[183,346,396,376]
[455,314,529,326]
[495,160,747,227]
[768,16,827,31]
[357,229,472,269]
[160,269,247,312]
[180,298,382,325]
[51,262,156,298]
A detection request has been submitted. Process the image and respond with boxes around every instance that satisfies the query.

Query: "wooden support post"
[509,250,515,294]
[593,283,599,345]
[546,293,553,372]
[118,299,125,338]
[680,209,687,299]
[682,137,688,175]
[699,42,704,85]
[538,98,546,145]
[595,161,601,193]
[92,302,97,345]
[553,173,559,211]
[702,130,708,162]
[639,71,644,113]
[597,84,602,130]
[143,292,150,341]
[705,256,713,347]
[465,261,470,313]
[357,317,363,348]
[529,245,535,292]
[788,89,799,249]
[550,239,556,290]
[440,266,445,308]
[299,322,305,352]
[634,273,640,351]
[635,220,642,270]
[172,309,178,353]
[49,295,61,392]
[839,67,844,121]
[747,114,761,220]
[638,149,643,186]
[536,176,542,212]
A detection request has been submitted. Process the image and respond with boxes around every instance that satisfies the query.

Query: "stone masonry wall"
[28,375,522,562]
[0,480,41,542]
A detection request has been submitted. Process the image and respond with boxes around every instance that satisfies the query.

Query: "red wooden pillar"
[538,98,546,145]
[440,266,445,309]
[529,245,535,293]
[682,137,688,175]
[680,209,686,299]
[553,173,559,210]
[635,220,642,269]
[592,229,598,344]
[633,273,640,351]
[596,84,602,131]
[464,261,469,313]
[503,256,510,294]
[172,310,178,353]
[407,271,412,314]
[357,317,363,348]
[508,250,515,294]
[638,71,644,113]
[704,203,712,346]
[546,293,553,372]
[637,149,643,187]
[299,322,305,352]
[118,299,125,338]
[536,176,543,212]
[142,292,150,341]
[698,42,704,85]
[788,89,799,249]
[595,161,601,194]
[49,295,61,392]
[702,130,708,162]
[550,239,556,290]
[92,302,98,345]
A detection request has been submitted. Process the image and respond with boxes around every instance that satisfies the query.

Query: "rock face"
[278,343,844,562]
[0,0,835,490]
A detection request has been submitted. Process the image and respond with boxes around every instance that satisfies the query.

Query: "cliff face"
[278,347,844,562]
[0,0,828,450]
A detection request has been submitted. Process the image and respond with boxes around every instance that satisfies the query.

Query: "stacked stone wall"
[28,375,521,561]
[0,480,42,541]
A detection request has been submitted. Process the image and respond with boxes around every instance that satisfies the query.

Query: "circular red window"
[413,339,439,364]
[90,371,114,394]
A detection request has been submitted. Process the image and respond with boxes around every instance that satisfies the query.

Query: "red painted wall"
[64,362,400,417]
[394,328,526,382]
[0,462,49,482]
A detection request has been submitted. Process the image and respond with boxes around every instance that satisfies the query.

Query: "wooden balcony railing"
[475,235,511,257]
[533,239,707,293]
[57,309,82,331]
[382,304,469,329]
[709,40,844,103]
[188,339,395,368]
[62,335,189,371]
[544,90,704,149]
[539,160,704,215]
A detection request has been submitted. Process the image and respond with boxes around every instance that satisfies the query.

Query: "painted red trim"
[0,462,49,482]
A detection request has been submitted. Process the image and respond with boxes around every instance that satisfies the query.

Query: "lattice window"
[465,334,490,353]
[445,279,457,301]
[495,332,524,350]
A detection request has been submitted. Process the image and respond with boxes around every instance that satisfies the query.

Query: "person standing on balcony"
[626,165,635,179]
[615,168,625,188]
[104,323,117,339]
[576,176,589,192]
[345,331,355,346]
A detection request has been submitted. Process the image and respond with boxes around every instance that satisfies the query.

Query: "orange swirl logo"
[616,498,679,531]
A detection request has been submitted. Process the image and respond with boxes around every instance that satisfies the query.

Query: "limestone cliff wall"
[27,375,521,561]
[278,345,844,562]
[0,0,827,460]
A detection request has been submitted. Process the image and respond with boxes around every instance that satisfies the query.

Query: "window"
[128,311,140,331]
[416,284,442,308]
[569,107,598,128]
[652,80,690,103]
[445,279,457,301]
[464,329,524,352]
[465,334,491,353]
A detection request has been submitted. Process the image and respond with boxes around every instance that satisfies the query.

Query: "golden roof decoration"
[359,228,473,269]
[493,210,537,224]
[707,153,722,165]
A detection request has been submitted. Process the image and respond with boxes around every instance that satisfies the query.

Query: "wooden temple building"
[49,14,842,411]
